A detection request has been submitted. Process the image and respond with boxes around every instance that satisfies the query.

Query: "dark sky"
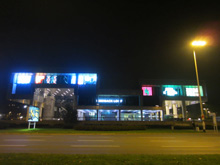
[0,1,220,107]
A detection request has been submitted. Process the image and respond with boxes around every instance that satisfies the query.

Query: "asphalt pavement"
[0,133,220,154]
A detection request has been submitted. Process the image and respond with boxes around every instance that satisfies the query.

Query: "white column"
[166,106,170,115]
[156,112,159,120]
[160,111,163,121]
[173,104,178,118]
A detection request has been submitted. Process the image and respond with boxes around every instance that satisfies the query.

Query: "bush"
[74,124,147,131]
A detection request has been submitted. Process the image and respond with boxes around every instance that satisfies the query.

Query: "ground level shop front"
[77,109,163,121]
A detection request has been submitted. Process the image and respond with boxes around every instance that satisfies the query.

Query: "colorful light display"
[142,87,153,96]
[35,73,46,84]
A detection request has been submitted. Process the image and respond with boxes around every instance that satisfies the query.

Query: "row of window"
[77,109,163,121]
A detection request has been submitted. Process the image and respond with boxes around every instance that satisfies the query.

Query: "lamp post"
[192,40,206,132]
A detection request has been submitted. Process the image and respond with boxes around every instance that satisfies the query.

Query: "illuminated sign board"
[27,106,40,122]
[12,73,33,94]
[12,72,96,91]
[35,73,77,85]
[13,73,33,84]
[78,73,97,85]
[35,73,57,84]
[162,85,182,96]
[35,73,46,84]
[17,73,33,84]
[98,99,123,103]
[142,87,153,96]
[185,86,203,97]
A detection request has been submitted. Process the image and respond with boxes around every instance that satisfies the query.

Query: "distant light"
[23,105,27,108]
[192,41,206,46]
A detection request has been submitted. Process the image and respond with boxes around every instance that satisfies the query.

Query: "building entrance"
[33,88,75,120]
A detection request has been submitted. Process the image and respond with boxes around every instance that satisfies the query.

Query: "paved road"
[0,133,220,154]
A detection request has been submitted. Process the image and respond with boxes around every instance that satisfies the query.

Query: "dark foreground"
[1,154,220,165]
[0,133,220,154]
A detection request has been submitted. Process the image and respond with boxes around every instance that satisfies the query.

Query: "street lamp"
[191,40,206,132]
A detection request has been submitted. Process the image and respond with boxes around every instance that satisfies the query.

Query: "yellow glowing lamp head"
[192,41,206,46]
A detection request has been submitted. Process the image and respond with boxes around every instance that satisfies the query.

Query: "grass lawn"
[0,154,219,165]
[0,128,200,134]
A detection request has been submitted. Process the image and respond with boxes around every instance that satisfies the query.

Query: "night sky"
[0,1,220,110]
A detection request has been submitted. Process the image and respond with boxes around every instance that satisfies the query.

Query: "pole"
[193,50,206,132]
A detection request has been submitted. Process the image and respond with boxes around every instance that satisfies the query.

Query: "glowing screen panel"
[162,85,182,96]
[98,99,123,103]
[71,74,76,84]
[185,86,203,97]
[27,106,40,122]
[142,87,153,96]
[35,73,46,84]
[35,73,76,84]
[78,73,97,85]
[12,73,33,94]
[16,73,33,84]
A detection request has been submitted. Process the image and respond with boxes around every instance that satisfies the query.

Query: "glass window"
[77,109,97,121]
[143,110,162,121]
[98,110,119,121]
[120,110,141,121]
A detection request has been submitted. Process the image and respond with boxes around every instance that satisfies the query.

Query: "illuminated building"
[8,73,208,121]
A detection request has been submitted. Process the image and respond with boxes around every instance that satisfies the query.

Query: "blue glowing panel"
[12,73,33,94]
[78,73,97,85]
[71,74,76,84]
[16,73,33,84]
[98,99,123,103]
